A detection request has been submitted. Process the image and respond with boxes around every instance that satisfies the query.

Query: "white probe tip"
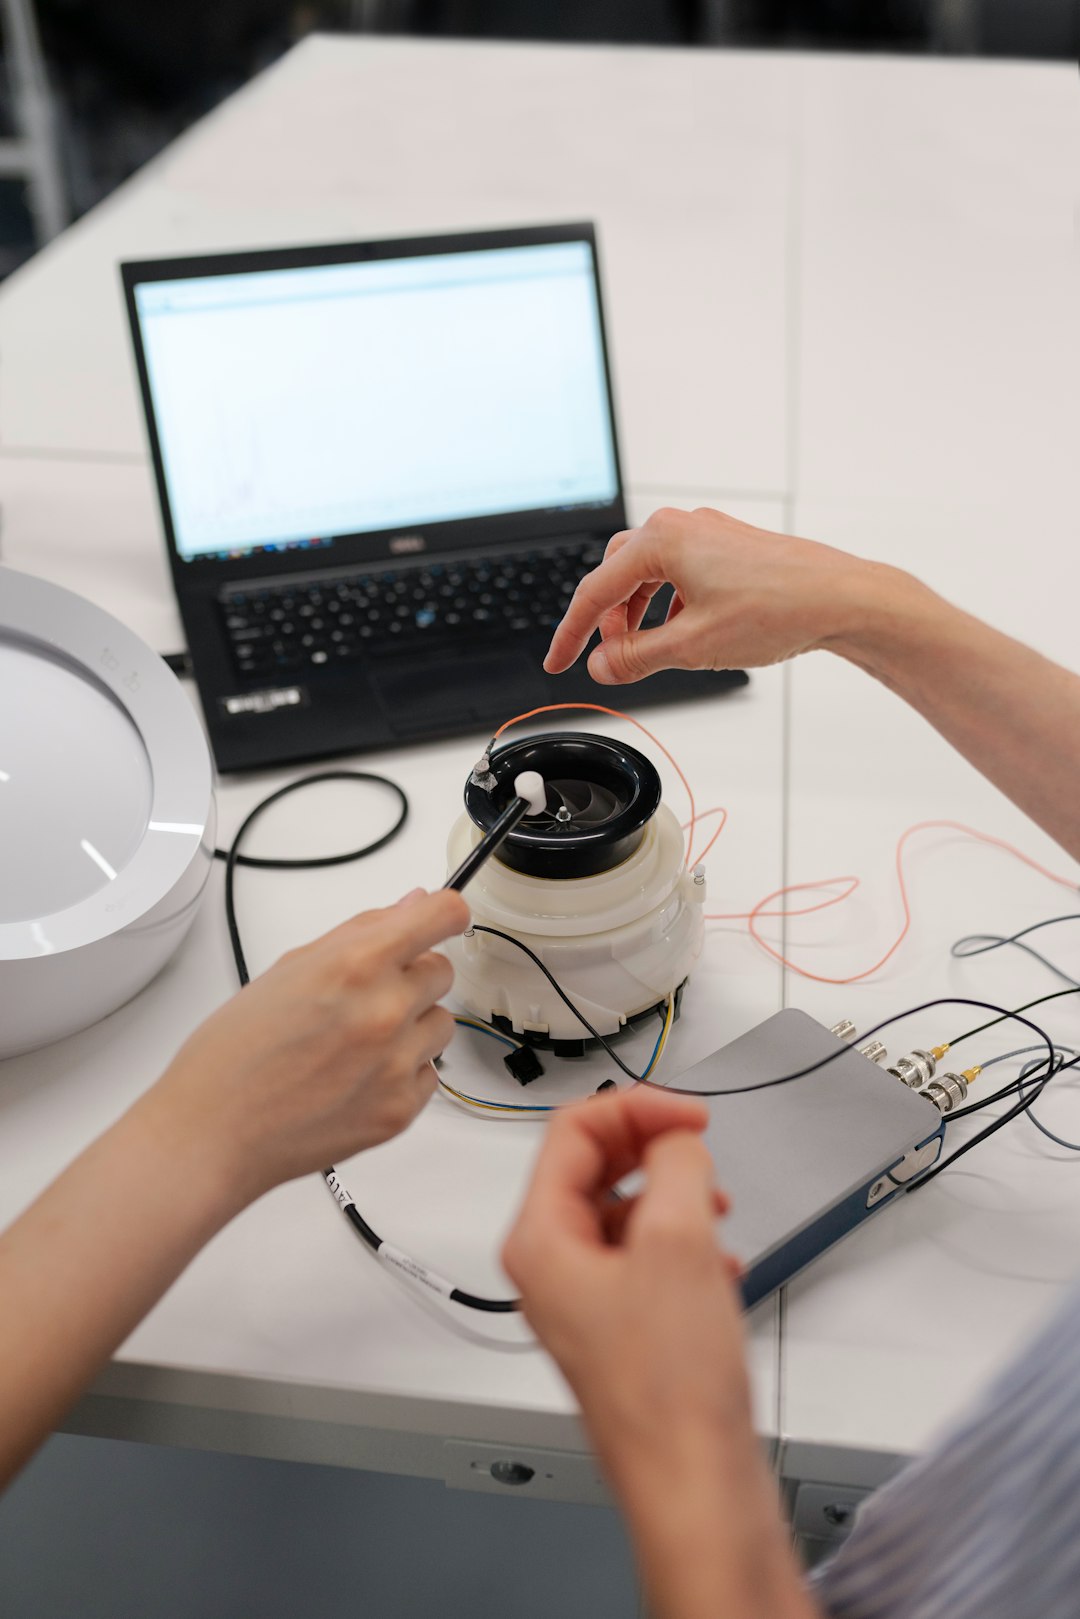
[513,771,547,816]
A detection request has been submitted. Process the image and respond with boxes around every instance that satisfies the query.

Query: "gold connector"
[961,1065,981,1085]
[931,1043,950,1062]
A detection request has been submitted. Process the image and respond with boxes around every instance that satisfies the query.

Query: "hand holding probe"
[444,771,546,892]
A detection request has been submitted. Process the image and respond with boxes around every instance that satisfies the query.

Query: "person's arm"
[503,1089,821,1619]
[0,887,469,1491]
[544,506,1080,865]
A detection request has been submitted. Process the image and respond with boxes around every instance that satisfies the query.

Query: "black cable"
[471,924,652,1082]
[906,1080,1054,1191]
[905,1052,1078,1190]
[1016,1049,1080,1153]
[943,1072,1040,1122]
[472,925,1060,1111]
[218,770,408,987]
[219,769,519,1314]
[472,924,1080,1191]
[222,785,1075,1266]
[943,986,1080,1051]
[936,989,1080,1124]
[950,914,1080,989]
[932,984,1080,1126]
[950,1043,1080,1153]
[650,995,1046,1100]
[908,1034,1080,1192]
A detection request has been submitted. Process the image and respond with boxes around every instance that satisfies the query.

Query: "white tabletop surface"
[0,457,787,1470]
[1,33,1079,1491]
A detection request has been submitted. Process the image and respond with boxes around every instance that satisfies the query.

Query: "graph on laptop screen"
[132,241,620,563]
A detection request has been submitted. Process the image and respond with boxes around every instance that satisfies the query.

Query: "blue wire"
[641,1015,667,1080]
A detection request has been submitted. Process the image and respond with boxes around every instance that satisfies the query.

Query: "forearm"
[607,1432,820,1619]
[832,566,1080,866]
[0,1088,241,1489]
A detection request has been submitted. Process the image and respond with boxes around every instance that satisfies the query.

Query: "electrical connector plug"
[923,1072,969,1114]
[858,1040,888,1065]
[829,1021,888,1065]
[503,1045,544,1086]
[889,1049,938,1089]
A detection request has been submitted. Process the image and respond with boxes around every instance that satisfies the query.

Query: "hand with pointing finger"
[544,505,910,687]
[154,886,470,1203]
[0,885,471,1494]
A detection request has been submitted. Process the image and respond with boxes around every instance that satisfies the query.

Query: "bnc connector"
[858,1040,888,1066]
[830,1019,857,1042]
[923,1072,969,1115]
[890,1050,937,1090]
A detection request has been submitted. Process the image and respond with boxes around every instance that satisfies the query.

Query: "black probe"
[443,770,546,891]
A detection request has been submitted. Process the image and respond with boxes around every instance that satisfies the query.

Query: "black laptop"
[122,223,747,773]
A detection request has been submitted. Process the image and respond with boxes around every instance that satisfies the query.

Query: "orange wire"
[680,805,729,868]
[741,820,1079,985]
[492,703,697,867]
[707,876,861,923]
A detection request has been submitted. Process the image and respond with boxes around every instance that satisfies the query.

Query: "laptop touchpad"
[370,650,537,733]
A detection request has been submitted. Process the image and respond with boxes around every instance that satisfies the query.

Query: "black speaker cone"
[465,732,662,879]
[531,779,623,830]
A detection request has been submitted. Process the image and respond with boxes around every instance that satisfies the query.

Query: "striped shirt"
[812,1278,1080,1619]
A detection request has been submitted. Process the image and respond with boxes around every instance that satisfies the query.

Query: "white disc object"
[0,567,215,1058]
[445,804,704,1040]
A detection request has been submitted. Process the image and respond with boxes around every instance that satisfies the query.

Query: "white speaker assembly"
[445,732,705,1048]
[0,567,215,1059]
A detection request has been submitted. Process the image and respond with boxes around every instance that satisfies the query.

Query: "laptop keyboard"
[219,538,608,682]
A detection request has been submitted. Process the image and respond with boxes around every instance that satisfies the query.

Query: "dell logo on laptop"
[390,534,426,555]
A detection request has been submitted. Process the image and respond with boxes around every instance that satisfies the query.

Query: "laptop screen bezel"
[120,222,626,587]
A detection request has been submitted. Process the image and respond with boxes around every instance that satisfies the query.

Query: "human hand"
[504,1089,819,1619]
[149,888,469,1207]
[503,1088,752,1507]
[544,505,898,685]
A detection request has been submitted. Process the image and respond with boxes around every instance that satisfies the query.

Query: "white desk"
[1,35,1079,1522]
[0,451,787,1494]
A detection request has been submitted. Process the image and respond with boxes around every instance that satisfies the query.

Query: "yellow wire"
[442,992,677,1118]
[642,994,675,1079]
[437,1078,549,1117]
[452,1014,524,1049]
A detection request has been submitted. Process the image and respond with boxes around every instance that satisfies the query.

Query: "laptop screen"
[131,239,620,565]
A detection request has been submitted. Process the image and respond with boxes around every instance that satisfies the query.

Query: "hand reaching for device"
[544,505,897,686]
[151,887,469,1204]
[503,1089,749,1494]
[504,1088,820,1619]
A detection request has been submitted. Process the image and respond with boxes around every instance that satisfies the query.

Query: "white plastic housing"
[0,567,215,1058]
[445,802,704,1040]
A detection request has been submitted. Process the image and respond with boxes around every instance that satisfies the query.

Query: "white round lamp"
[0,567,215,1059]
